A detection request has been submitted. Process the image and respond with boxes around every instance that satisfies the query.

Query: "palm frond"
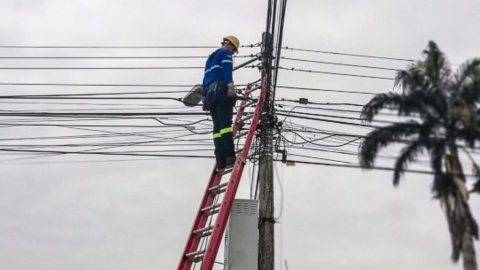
[457,121,479,148]
[361,91,446,122]
[360,92,403,122]
[423,41,452,89]
[471,162,480,194]
[455,58,480,104]
[359,121,423,168]
[394,63,427,94]
[394,67,448,119]
[462,148,480,194]
[393,139,426,186]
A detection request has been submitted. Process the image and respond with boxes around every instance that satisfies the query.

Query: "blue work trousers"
[209,94,235,163]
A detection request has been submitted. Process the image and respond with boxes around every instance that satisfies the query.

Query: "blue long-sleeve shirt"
[202,49,233,94]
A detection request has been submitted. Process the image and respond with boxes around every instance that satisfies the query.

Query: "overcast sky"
[0,1,480,269]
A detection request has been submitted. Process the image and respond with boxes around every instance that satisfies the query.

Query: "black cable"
[0,96,184,100]
[271,0,288,115]
[0,148,215,158]
[281,57,401,71]
[276,109,404,125]
[0,83,193,87]
[278,130,361,148]
[0,45,259,49]
[276,85,382,95]
[0,82,248,88]
[277,103,402,117]
[0,55,256,59]
[277,98,364,107]
[277,66,395,80]
[0,45,219,49]
[0,66,203,70]
[287,153,353,164]
[0,112,208,118]
[0,91,191,98]
[275,159,478,178]
[276,112,376,128]
[280,47,415,62]
[0,122,209,129]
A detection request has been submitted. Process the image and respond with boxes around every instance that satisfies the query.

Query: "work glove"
[227,82,237,100]
[202,96,209,111]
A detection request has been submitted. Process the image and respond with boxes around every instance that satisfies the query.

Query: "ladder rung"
[193,226,213,238]
[238,114,254,124]
[246,86,261,94]
[208,182,229,193]
[193,225,214,235]
[241,99,257,108]
[186,249,205,258]
[216,188,227,195]
[208,209,220,216]
[201,203,221,213]
[220,167,233,175]
[198,231,212,238]
[190,255,204,263]
[234,131,248,140]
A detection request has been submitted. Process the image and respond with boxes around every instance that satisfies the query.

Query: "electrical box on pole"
[225,199,258,270]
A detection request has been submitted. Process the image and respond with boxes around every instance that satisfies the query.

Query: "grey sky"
[0,0,479,269]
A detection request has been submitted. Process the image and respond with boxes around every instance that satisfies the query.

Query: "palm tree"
[359,41,480,270]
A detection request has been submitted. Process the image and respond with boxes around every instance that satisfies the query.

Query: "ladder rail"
[177,83,255,270]
[201,79,267,270]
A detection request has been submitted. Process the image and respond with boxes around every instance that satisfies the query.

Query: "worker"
[202,36,240,170]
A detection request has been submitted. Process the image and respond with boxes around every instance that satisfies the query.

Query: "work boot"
[215,160,226,170]
[225,156,236,169]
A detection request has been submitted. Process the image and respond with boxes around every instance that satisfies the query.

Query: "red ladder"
[177,79,267,270]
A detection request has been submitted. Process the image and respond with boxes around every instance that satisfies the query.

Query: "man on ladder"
[202,36,240,170]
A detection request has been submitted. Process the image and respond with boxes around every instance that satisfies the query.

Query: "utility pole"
[258,31,275,270]
[258,0,288,268]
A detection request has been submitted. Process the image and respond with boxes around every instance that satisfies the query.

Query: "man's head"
[221,36,240,54]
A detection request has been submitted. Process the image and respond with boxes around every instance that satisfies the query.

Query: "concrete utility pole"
[258,0,288,267]
[258,31,275,270]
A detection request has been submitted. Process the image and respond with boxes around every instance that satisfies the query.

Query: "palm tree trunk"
[446,151,478,270]
[462,222,478,270]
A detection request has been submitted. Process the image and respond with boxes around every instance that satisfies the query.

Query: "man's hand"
[202,96,209,111]
[227,82,237,100]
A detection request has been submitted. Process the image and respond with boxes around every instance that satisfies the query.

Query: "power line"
[280,46,415,62]
[281,57,400,71]
[0,45,219,49]
[0,82,194,87]
[0,111,208,117]
[0,122,209,129]
[0,58,260,70]
[0,91,191,98]
[277,159,478,178]
[0,44,260,49]
[277,66,395,80]
[0,82,248,88]
[277,98,364,107]
[0,55,256,59]
[276,109,403,125]
[0,66,204,70]
[276,85,386,95]
[0,148,215,158]
[276,112,375,128]
[0,96,184,100]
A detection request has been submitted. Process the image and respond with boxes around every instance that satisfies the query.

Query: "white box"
[225,199,258,270]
